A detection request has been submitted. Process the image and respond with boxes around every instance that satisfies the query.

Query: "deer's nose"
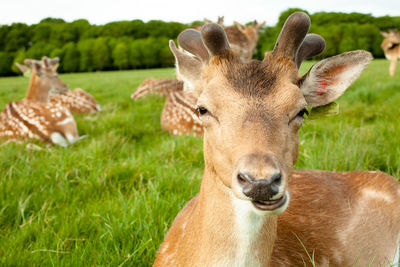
[237,171,282,201]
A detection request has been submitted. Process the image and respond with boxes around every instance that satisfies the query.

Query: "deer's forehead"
[204,57,298,97]
[202,60,302,111]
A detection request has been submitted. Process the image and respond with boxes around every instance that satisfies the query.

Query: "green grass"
[0,60,399,266]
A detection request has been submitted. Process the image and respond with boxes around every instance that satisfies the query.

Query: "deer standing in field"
[154,12,400,267]
[16,57,101,114]
[381,29,400,77]
[0,57,81,146]
[132,19,265,136]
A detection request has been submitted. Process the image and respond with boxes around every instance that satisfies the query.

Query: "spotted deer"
[16,57,101,114]
[132,19,265,136]
[0,58,81,146]
[132,78,203,136]
[154,12,400,267]
[381,29,400,77]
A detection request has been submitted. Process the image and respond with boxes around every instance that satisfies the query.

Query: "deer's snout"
[238,171,282,201]
[233,153,287,202]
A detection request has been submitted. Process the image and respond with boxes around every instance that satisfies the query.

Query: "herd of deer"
[1,12,400,266]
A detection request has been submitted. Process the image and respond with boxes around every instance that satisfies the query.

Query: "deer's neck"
[194,165,277,266]
[25,74,50,103]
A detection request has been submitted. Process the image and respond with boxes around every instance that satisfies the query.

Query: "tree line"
[0,8,399,76]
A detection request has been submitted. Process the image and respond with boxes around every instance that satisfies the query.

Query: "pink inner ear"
[316,80,327,95]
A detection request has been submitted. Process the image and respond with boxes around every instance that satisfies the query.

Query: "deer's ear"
[15,63,29,74]
[32,61,43,75]
[381,31,389,38]
[169,40,202,92]
[299,50,372,107]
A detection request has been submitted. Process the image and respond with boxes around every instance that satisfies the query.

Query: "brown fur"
[273,170,400,266]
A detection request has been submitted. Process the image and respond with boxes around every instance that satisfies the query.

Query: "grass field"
[0,59,399,266]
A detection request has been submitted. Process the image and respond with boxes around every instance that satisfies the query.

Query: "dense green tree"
[92,38,110,70]
[62,42,79,73]
[129,41,142,68]
[112,42,129,69]
[4,23,30,52]
[11,50,26,74]
[77,39,95,72]
[0,52,14,75]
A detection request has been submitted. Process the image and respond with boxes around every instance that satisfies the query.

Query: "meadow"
[0,59,399,266]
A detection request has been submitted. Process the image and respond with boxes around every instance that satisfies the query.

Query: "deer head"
[234,20,266,44]
[381,29,400,50]
[170,12,372,214]
[18,56,68,103]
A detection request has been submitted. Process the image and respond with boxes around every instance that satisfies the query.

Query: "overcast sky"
[1,0,399,26]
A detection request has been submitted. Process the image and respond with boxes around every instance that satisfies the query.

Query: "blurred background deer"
[0,57,81,146]
[16,57,101,114]
[381,29,400,77]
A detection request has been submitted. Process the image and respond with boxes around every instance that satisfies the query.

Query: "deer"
[132,19,265,136]
[154,12,400,267]
[228,20,265,62]
[131,78,203,136]
[0,57,81,146]
[381,29,400,77]
[16,57,101,114]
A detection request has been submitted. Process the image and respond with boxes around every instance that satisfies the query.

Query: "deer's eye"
[289,108,309,124]
[194,106,208,116]
[297,108,309,119]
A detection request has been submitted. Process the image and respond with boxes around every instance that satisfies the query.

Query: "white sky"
[1,0,399,26]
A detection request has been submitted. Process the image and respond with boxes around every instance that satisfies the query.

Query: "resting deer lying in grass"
[0,58,81,146]
[131,78,203,136]
[16,57,101,114]
[381,29,400,77]
[154,12,400,267]
[132,19,265,136]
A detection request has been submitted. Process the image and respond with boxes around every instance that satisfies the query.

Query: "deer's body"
[132,78,202,136]
[273,170,400,267]
[0,57,80,146]
[154,13,400,267]
[132,20,264,136]
[381,30,400,76]
[156,170,400,267]
[0,99,78,145]
[50,88,101,114]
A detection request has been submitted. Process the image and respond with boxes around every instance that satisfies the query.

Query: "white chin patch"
[233,192,290,217]
[254,192,290,216]
[50,132,68,147]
